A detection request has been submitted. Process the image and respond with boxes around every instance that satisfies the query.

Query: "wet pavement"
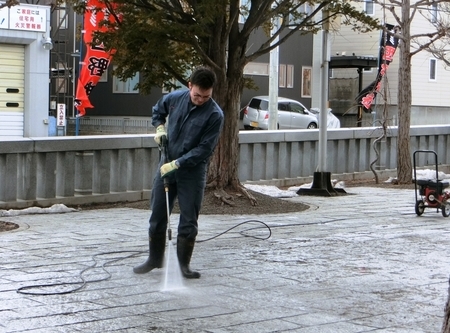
[1,186,449,332]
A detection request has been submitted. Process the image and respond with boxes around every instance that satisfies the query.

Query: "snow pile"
[414,169,450,182]
[1,204,77,217]
[243,184,297,198]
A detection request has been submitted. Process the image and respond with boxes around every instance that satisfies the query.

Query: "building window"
[365,1,374,15]
[289,1,313,28]
[279,64,286,88]
[57,2,68,29]
[429,58,437,81]
[162,79,188,94]
[113,67,139,93]
[430,3,438,24]
[301,66,312,98]
[286,64,294,88]
[244,62,269,76]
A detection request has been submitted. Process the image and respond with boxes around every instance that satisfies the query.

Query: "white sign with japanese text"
[57,104,66,127]
[8,4,47,32]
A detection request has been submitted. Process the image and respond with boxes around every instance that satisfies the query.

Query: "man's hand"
[160,160,179,178]
[154,125,167,145]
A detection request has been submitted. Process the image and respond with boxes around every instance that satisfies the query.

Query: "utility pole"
[268,8,279,130]
[317,14,329,173]
[298,8,346,196]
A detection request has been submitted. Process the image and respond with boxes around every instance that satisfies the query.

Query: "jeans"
[148,165,206,239]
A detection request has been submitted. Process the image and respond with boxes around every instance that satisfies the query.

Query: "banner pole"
[75,7,86,137]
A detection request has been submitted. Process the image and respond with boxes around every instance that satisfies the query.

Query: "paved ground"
[1,187,449,333]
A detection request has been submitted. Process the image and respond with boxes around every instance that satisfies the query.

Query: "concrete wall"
[0,125,449,209]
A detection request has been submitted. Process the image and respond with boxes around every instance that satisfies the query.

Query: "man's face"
[189,82,212,106]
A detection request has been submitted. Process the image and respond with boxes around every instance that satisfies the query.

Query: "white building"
[0,2,52,138]
[329,0,450,127]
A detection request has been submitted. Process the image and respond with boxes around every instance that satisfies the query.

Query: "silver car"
[309,108,341,128]
[242,96,318,130]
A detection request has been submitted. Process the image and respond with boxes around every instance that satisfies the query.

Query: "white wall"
[0,4,51,137]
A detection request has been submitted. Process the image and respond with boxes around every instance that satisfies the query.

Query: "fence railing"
[66,117,156,135]
[1,125,449,209]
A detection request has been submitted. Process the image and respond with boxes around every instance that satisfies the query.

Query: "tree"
[373,0,450,184]
[68,0,377,202]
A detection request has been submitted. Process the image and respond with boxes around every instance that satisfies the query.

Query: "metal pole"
[75,9,84,136]
[318,24,329,172]
[268,11,279,130]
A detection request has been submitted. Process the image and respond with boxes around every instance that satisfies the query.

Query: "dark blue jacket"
[152,90,224,168]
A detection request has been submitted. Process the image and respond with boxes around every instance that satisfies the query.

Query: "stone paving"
[1,187,450,332]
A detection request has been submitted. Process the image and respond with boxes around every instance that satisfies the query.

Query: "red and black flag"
[356,24,400,113]
[75,0,119,117]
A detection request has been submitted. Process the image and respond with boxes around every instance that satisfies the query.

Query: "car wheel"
[307,123,318,129]
[244,125,253,130]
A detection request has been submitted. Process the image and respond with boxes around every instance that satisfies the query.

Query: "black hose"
[196,219,271,242]
[15,219,271,296]
[16,251,143,296]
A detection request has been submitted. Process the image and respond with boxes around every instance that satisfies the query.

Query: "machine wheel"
[415,200,425,216]
[442,201,450,217]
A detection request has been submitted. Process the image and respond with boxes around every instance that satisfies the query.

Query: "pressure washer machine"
[413,150,450,217]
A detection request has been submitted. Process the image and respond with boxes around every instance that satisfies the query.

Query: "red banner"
[75,0,117,116]
[356,24,400,113]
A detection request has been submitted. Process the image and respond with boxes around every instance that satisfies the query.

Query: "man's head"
[188,67,216,106]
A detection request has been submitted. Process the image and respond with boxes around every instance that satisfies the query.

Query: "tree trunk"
[207,9,247,193]
[396,3,413,184]
[207,71,242,190]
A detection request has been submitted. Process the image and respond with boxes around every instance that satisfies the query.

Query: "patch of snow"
[1,204,77,217]
[414,169,450,181]
[384,177,396,183]
[244,184,297,198]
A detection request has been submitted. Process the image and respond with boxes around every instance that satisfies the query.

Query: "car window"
[289,103,306,114]
[249,98,268,111]
[278,103,288,111]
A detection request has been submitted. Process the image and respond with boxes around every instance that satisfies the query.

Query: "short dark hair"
[190,67,216,90]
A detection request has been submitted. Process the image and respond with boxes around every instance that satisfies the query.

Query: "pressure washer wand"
[160,135,172,242]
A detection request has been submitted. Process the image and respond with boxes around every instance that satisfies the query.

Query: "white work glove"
[160,160,179,178]
[154,125,167,145]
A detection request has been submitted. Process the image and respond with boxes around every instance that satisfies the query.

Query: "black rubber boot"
[133,233,166,274]
[177,236,201,279]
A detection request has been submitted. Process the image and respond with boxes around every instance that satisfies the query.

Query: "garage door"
[0,43,25,137]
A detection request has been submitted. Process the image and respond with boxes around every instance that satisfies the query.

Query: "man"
[133,67,224,278]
